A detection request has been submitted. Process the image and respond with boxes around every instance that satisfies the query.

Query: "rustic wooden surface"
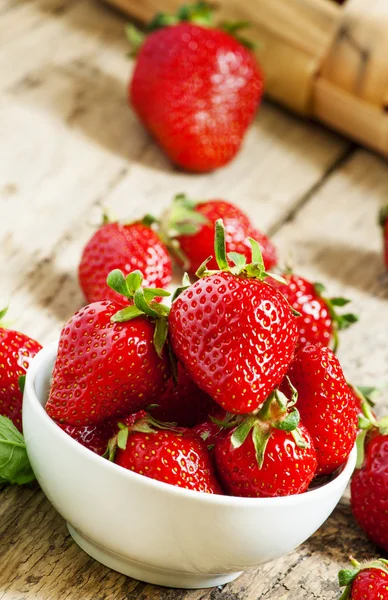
[1,1,388,599]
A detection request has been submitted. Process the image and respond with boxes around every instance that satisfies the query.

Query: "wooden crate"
[101,0,388,157]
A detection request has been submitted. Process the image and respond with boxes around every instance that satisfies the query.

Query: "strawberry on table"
[282,343,358,476]
[129,3,263,172]
[78,217,172,305]
[162,194,277,274]
[111,412,221,494]
[379,205,388,269]
[149,362,221,427]
[46,270,171,426]
[338,557,388,600]
[269,274,357,351]
[169,219,298,414]
[0,308,42,431]
[214,385,317,497]
[350,406,388,553]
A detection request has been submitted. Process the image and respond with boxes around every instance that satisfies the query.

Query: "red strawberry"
[112,412,221,493]
[350,408,388,553]
[79,220,172,305]
[282,343,358,476]
[214,387,317,497]
[169,220,298,414]
[269,274,357,350]
[379,205,388,269]
[129,5,263,172]
[149,362,221,427]
[0,309,42,431]
[192,419,225,450]
[57,418,117,455]
[163,195,277,274]
[338,557,388,600]
[46,270,171,426]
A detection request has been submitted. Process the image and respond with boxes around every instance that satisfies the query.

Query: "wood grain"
[0,0,387,599]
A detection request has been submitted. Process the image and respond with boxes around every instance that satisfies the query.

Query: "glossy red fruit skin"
[0,329,42,431]
[130,23,263,173]
[57,418,117,455]
[269,274,332,348]
[115,427,222,494]
[351,431,388,553]
[46,301,170,426]
[349,569,388,600]
[192,419,225,450]
[215,424,317,497]
[169,272,299,413]
[283,344,358,476]
[78,222,172,304]
[177,200,277,275]
[149,363,220,427]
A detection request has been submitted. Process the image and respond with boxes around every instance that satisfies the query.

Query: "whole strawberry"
[169,219,298,414]
[379,205,388,269]
[338,557,388,600]
[282,343,358,475]
[351,408,388,553]
[149,362,221,427]
[163,195,277,274]
[79,219,172,305]
[214,386,317,497]
[269,274,357,350]
[46,270,171,426]
[112,412,221,494]
[129,4,263,172]
[0,309,42,431]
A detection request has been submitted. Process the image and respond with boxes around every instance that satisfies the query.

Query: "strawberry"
[282,343,358,476]
[214,386,317,497]
[149,362,221,427]
[379,205,388,269]
[46,270,171,426]
[0,309,42,431]
[129,4,263,172]
[338,557,388,600]
[111,412,221,493]
[79,219,172,305]
[269,274,357,350]
[162,195,277,274]
[57,418,118,455]
[350,407,388,553]
[192,418,225,450]
[168,219,298,414]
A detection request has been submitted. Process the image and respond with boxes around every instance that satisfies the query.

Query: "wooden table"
[1,1,388,598]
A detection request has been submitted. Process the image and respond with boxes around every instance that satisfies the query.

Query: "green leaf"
[252,423,271,469]
[275,408,300,432]
[378,205,388,228]
[125,270,143,296]
[356,429,367,469]
[231,416,256,449]
[338,313,359,330]
[214,219,229,270]
[313,282,326,296]
[177,1,213,26]
[0,307,8,323]
[338,568,359,587]
[228,252,246,271]
[172,272,192,302]
[117,427,129,450]
[134,288,159,319]
[378,416,388,436]
[357,385,379,404]
[18,375,26,394]
[153,318,168,358]
[0,416,35,485]
[285,376,298,407]
[143,288,171,301]
[107,269,129,298]
[265,272,287,285]
[248,237,264,271]
[291,427,308,449]
[111,305,144,323]
[125,23,146,56]
[330,297,351,307]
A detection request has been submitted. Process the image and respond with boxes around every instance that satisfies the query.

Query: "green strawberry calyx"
[338,557,388,600]
[106,412,178,462]
[351,384,388,469]
[196,218,286,286]
[126,2,255,56]
[378,205,388,229]
[313,282,358,353]
[107,269,170,358]
[230,379,308,469]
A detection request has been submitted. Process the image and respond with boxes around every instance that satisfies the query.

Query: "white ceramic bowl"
[23,342,356,589]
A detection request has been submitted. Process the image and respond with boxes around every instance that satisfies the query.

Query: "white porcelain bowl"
[23,342,356,589]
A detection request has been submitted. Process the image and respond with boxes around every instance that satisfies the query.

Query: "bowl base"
[67,524,243,589]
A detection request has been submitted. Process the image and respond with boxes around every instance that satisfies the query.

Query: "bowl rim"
[24,341,357,507]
